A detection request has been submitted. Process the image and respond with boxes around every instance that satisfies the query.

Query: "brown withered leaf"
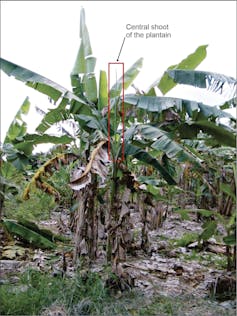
[2,245,26,260]
[69,167,92,191]
[69,140,110,191]
[23,153,78,200]
[91,145,110,181]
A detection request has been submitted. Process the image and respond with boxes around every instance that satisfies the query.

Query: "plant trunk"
[87,174,98,260]
[139,193,150,253]
[107,162,119,263]
[73,190,87,265]
[73,175,98,265]
[106,164,133,265]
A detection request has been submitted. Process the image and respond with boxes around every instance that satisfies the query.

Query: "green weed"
[175,232,199,247]
[183,250,227,269]
[0,268,234,315]
[138,295,177,315]
[0,269,62,315]
[0,268,176,316]
[0,269,108,316]
[48,165,73,208]
[3,187,56,221]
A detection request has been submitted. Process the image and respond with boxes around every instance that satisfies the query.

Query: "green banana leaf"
[4,97,30,143]
[15,96,31,119]
[13,134,73,156]
[36,98,70,134]
[18,219,70,243]
[110,58,143,99]
[71,8,94,76]
[98,70,108,111]
[153,45,207,95]
[71,8,97,103]
[0,58,88,106]
[2,219,56,249]
[75,114,102,133]
[198,103,235,121]
[124,94,235,121]
[84,73,97,103]
[132,124,201,164]
[167,70,237,96]
[136,176,166,187]
[124,143,176,185]
[2,143,29,171]
[124,95,174,112]
[0,57,92,138]
[190,120,236,147]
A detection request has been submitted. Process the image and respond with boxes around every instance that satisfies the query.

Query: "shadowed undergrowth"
[0,268,235,316]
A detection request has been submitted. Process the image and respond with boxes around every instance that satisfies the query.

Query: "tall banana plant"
[1,8,236,266]
[0,8,155,264]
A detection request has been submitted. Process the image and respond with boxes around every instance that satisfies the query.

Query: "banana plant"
[0,9,150,263]
[1,8,236,267]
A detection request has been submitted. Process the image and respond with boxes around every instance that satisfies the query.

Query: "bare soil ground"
[0,207,236,315]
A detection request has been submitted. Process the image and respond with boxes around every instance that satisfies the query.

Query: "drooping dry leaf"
[69,140,110,191]
[91,146,110,181]
[23,153,78,200]
[70,166,85,182]
[2,245,26,259]
[69,166,92,191]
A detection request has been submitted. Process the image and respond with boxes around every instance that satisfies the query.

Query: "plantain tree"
[1,8,236,272]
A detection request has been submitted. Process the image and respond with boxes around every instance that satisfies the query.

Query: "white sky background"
[1,1,236,145]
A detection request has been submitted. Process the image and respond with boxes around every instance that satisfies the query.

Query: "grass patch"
[175,232,199,247]
[0,269,108,315]
[0,268,234,315]
[0,269,62,315]
[0,268,188,316]
[3,187,56,221]
[48,165,73,208]
[182,250,227,269]
[138,296,175,315]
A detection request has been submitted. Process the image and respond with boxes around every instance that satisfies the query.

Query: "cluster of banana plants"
[1,8,236,272]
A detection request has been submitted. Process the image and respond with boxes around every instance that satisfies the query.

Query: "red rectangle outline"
[108,62,125,162]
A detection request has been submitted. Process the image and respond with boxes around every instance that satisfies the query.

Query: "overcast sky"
[1,1,236,142]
